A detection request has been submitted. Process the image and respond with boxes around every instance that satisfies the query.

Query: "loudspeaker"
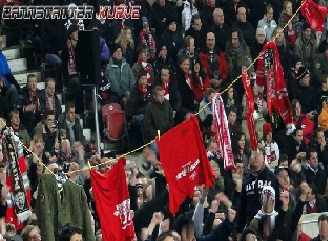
[77,30,101,86]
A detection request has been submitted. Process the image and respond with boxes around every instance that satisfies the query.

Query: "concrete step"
[7,58,27,73]
[1,35,6,49]
[37,81,45,89]
[3,47,20,60]
[14,70,41,88]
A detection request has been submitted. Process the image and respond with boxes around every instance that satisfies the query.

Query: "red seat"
[101,103,127,142]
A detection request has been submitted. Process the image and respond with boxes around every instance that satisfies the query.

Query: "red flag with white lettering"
[90,157,134,241]
[157,115,215,215]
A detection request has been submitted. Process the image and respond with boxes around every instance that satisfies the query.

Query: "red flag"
[157,115,215,215]
[90,157,134,241]
[301,0,327,31]
[255,41,293,126]
[242,68,258,151]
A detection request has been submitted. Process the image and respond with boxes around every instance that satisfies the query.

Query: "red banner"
[301,0,327,31]
[90,157,134,241]
[157,115,215,215]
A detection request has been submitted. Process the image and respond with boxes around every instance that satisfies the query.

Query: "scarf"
[231,44,243,55]
[67,40,77,76]
[28,89,40,111]
[212,93,235,170]
[185,73,191,89]
[161,78,170,96]
[2,128,31,228]
[256,41,292,126]
[242,67,258,151]
[45,95,56,112]
[285,15,296,45]
[139,31,156,60]
[138,84,148,99]
[138,58,152,86]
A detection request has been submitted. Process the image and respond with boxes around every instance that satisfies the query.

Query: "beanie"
[263,123,272,138]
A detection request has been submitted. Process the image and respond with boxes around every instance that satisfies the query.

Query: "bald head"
[213,8,224,25]
[206,32,215,50]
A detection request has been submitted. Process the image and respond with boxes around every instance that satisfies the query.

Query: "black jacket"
[231,21,255,47]
[40,19,67,55]
[38,90,62,118]
[185,26,207,53]
[130,84,152,116]
[176,69,195,112]
[150,2,177,38]
[209,23,231,52]
[303,163,328,195]
[283,136,308,163]
[236,166,280,233]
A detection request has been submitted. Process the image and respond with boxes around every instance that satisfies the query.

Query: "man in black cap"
[61,24,84,114]
[294,23,318,70]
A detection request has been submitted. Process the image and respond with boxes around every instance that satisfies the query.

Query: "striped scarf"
[45,95,56,112]
[2,128,31,230]
[28,90,40,111]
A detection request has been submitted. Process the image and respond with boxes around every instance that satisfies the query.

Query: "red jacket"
[199,51,229,81]
[191,75,211,103]
[292,114,314,144]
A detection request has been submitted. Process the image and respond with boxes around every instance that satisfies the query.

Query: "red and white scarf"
[45,95,56,113]
[256,41,293,126]
[285,16,296,45]
[242,67,258,151]
[212,94,235,170]
[28,90,40,111]
[139,30,156,60]
[161,78,171,96]
[185,73,191,89]
[2,129,31,230]
[138,84,148,99]
[67,40,77,76]
[138,58,152,86]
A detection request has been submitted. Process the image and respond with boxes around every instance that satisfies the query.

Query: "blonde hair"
[272,27,286,50]
[115,26,134,52]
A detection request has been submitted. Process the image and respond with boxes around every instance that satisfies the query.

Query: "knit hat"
[110,43,122,55]
[156,41,167,54]
[166,16,177,28]
[292,54,302,67]
[302,22,311,31]
[256,28,266,38]
[142,17,149,28]
[296,66,310,80]
[263,123,272,138]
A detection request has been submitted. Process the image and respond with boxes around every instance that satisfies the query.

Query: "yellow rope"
[0,2,305,175]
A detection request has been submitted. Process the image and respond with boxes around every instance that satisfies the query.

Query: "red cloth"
[292,114,314,144]
[157,115,215,215]
[256,41,293,126]
[286,17,296,45]
[298,232,311,241]
[138,58,152,85]
[199,51,229,81]
[90,157,134,241]
[161,78,171,96]
[191,76,211,103]
[138,84,148,99]
[242,68,258,151]
[301,0,327,31]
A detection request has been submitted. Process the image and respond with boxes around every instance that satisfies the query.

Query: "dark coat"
[40,19,67,55]
[58,115,87,146]
[130,84,153,115]
[38,90,62,118]
[303,163,328,195]
[176,69,195,112]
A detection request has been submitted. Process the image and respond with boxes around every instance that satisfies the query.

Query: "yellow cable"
[0,2,305,175]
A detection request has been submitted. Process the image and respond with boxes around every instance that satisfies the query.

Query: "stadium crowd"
[2,0,328,240]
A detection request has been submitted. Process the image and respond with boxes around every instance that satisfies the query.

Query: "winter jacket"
[294,37,318,69]
[185,27,207,53]
[283,136,308,163]
[209,23,231,52]
[150,2,177,37]
[197,219,233,241]
[257,16,277,41]
[176,69,196,111]
[319,102,328,131]
[58,115,87,146]
[36,174,95,241]
[160,29,184,61]
[199,50,229,81]
[0,51,12,90]
[278,14,301,46]
[303,162,327,195]
[236,166,280,233]
[153,56,177,77]
[106,57,135,99]
[38,90,62,118]
[144,98,174,142]
[182,1,199,34]
[314,52,328,84]
[130,84,152,115]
